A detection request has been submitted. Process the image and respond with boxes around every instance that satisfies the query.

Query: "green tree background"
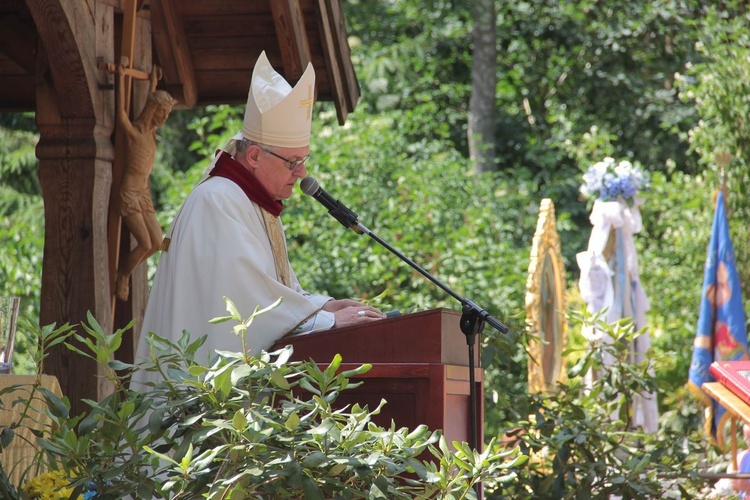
[0,0,747,460]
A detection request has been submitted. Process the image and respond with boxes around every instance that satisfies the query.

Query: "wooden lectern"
[272,308,483,449]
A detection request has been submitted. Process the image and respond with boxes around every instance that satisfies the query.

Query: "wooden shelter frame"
[1,0,359,415]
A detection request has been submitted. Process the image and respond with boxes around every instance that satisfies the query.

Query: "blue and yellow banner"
[688,189,749,447]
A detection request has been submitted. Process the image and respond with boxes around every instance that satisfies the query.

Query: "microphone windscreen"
[300,176,319,195]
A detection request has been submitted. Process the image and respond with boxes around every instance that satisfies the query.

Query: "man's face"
[252,146,309,200]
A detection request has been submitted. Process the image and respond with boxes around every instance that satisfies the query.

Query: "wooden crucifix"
[110,58,176,302]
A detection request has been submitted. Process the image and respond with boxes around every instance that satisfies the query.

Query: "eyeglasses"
[264,149,311,172]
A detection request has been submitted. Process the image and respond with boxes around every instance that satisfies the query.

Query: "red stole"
[209,151,284,216]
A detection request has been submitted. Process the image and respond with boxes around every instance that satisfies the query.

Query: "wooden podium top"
[272,308,480,366]
[703,382,750,426]
[703,381,750,470]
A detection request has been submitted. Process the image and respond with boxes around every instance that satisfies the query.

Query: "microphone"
[300,177,509,336]
[300,176,362,233]
[300,176,341,212]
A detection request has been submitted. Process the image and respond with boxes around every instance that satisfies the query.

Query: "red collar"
[209,151,284,216]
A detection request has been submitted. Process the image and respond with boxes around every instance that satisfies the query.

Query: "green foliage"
[0,320,79,493]
[147,0,734,454]
[3,4,750,496]
[675,3,750,175]
[674,1,750,302]
[0,302,520,499]
[488,311,709,499]
[494,0,701,172]
[0,113,42,375]
[637,169,716,403]
[0,114,39,201]
[346,0,703,176]
[289,110,534,316]
[0,202,43,375]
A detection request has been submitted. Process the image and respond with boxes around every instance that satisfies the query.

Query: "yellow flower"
[22,470,83,500]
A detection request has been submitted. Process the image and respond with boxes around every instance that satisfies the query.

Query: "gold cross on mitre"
[299,84,314,119]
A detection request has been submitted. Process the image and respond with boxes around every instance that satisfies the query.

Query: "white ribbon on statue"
[577,252,613,314]
[577,250,612,342]
[577,198,651,323]
[577,196,657,433]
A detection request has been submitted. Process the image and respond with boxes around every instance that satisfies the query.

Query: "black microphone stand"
[322,199,510,454]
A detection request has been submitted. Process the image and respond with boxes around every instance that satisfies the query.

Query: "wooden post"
[733,417,739,472]
[28,0,150,414]
[107,0,137,326]
[35,47,115,416]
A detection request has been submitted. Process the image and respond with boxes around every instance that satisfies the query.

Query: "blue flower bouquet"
[580,157,649,203]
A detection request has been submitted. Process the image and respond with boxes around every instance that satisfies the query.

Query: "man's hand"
[324,301,386,328]
[323,298,368,312]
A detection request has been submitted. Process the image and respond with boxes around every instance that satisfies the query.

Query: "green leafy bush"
[487,310,711,499]
[0,301,522,499]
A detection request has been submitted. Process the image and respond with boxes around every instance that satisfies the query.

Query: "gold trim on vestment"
[257,206,291,287]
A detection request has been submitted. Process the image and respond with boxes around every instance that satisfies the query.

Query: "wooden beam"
[192,65,335,104]
[108,0,139,321]
[108,0,153,362]
[25,0,96,119]
[0,74,34,109]
[177,1,268,17]
[120,0,137,111]
[325,0,359,113]
[314,0,347,124]
[0,17,36,74]
[270,0,311,83]
[150,0,197,107]
[35,41,114,417]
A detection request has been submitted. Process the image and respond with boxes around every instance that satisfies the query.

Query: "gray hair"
[235,137,277,157]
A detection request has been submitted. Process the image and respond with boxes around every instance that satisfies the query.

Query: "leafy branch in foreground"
[486,309,709,499]
[2,297,523,499]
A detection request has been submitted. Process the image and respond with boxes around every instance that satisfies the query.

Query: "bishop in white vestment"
[133,52,385,385]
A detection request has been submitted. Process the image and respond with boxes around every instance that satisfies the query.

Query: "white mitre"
[200,51,316,179]
[242,51,316,148]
